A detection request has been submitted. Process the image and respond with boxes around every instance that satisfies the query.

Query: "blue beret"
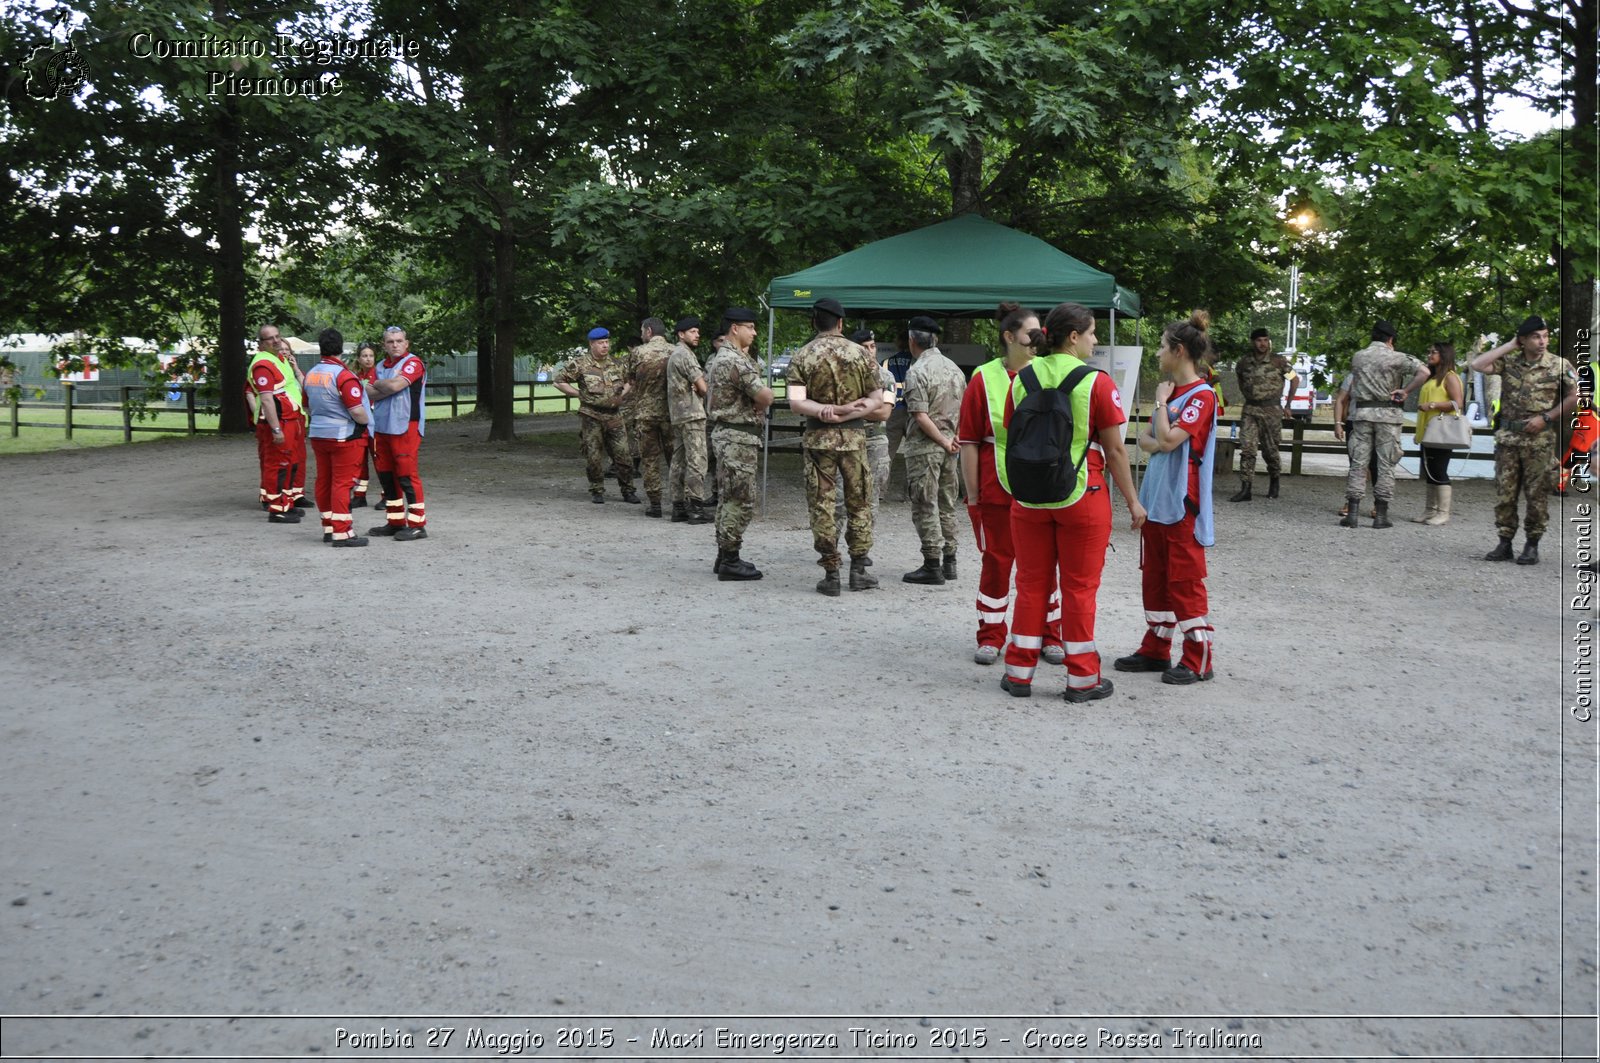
[587,327,609,340]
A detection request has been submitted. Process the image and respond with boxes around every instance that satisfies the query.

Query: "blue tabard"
[372,354,426,436]
[304,360,372,441]
[1138,384,1216,547]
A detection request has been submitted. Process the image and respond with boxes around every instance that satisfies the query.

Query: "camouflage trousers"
[670,420,708,504]
[579,412,633,493]
[1346,421,1402,502]
[904,449,960,560]
[1237,404,1283,476]
[635,418,673,503]
[1495,437,1559,539]
[711,426,760,551]
[804,445,872,570]
[834,434,888,540]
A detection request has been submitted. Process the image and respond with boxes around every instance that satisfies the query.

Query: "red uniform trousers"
[1004,486,1111,694]
[311,436,369,540]
[969,501,1063,651]
[375,425,426,528]
[353,435,376,503]
[290,421,307,503]
[1136,512,1214,674]
[255,415,303,515]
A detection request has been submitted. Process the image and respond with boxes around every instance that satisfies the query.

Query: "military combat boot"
[645,496,663,518]
[686,500,713,525]
[1484,537,1514,561]
[849,557,878,591]
[816,569,841,597]
[1267,475,1280,499]
[671,502,690,522]
[1372,500,1393,529]
[713,548,729,574]
[903,559,946,585]
[1229,477,1252,502]
[942,553,958,580]
[1516,536,1540,565]
[620,485,641,504]
[1338,499,1361,528]
[718,552,763,581]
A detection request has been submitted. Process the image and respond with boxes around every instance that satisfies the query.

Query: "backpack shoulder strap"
[1058,365,1097,394]
[1018,363,1042,397]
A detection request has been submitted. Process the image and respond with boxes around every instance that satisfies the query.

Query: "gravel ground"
[2,414,1595,1061]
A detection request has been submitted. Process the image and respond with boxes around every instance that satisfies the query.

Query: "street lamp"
[1286,210,1315,352]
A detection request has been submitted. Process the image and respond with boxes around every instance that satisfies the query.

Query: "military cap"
[908,315,942,335]
[848,328,875,344]
[1371,320,1398,341]
[813,297,846,317]
[587,326,609,340]
[723,306,758,323]
[1249,328,1270,340]
[675,315,702,333]
[1517,314,1548,336]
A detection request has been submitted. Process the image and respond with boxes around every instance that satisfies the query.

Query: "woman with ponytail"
[1116,311,1218,684]
[955,303,1066,666]
[1000,302,1144,702]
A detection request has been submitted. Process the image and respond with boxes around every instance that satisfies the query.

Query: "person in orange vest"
[955,302,1065,666]
[303,328,373,547]
[247,325,305,523]
[1001,302,1146,701]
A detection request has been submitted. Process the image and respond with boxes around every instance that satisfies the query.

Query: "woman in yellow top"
[1412,341,1464,525]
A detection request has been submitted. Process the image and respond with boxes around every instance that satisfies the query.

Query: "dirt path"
[2,416,1595,1059]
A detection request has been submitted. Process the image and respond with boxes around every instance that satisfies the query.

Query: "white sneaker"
[974,645,1000,665]
[1041,644,1066,665]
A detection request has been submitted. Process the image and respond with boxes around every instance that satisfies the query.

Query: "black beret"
[848,328,875,344]
[1517,314,1548,337]
[1249,328,1270,340]
[674,316,701,333]
[813,297,846,317]
[723,306,758,323]
[1372,320,1398,341]
[908,315,942,334]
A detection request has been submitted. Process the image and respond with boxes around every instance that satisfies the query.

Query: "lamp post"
[1286,210,1315,353]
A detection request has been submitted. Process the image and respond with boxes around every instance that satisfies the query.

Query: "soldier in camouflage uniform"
[1231,328,1295,501]
[1470,315,1578,565]
[787,297,886,596]
[553,327,639,504]
[1336,321,1428,529]
[666,318,712,524]
[706,307,775,581]
[899,316,967,585]
[626,317,675,517]
[834,329,895,544]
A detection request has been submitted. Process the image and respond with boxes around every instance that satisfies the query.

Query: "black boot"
[1372,500,1392,529]
[713,548,728,574]
[1484,537,1514,561]
[1515,536,1540,565]
[849,557,878,591]
[903,560,946,585]
[645,497,663,518]
[816,569,841,597]
[685,500,712,525]
[590,491,605,504]
[942,553,958,580]
[620,485,641,504]
[1229,477,1252,502]
[671,502,690,522]
[718,551,763,581]
[1339,499,1361,528]
[1267,475,1280,499]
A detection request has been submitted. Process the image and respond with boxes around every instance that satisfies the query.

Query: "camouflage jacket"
[667,342,706,424]
[1348,342,1424,424]
[1236,348,1290,406]
[1492,349,1577,446]
[866,363,895,439]
[556,352,629,419]
[626,336,673,422]
[788,332,879,451]
[706,343,766,426]
[900,347,966,457]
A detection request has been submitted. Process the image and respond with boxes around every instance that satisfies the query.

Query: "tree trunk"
[947,139,984,218]
[1558,0,1597,360]
[487,93,518,442]
[474,240,494,414]
[213,89,249,434]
